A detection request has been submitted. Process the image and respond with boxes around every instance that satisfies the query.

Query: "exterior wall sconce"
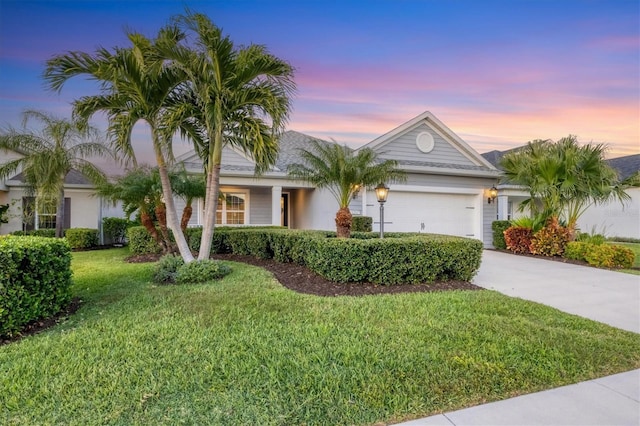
[375,183,389,238]
[351,183,361,199]
[488,185,498,204]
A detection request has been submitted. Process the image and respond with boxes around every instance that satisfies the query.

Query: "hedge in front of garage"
[305,234,482,284]
[0,236,73,338]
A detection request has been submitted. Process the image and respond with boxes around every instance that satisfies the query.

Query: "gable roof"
[176,130,336,175]
[357,111,499,177]
[8,169,92,186]
[606,154,639,181]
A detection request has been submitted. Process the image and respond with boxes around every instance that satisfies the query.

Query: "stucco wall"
[576,188,640,239]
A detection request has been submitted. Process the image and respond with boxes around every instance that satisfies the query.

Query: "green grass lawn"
[1,248,639,425]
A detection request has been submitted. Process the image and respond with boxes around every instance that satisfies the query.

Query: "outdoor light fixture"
[351,183,361,199]
[488,185,498,204]
[375,183,389,238]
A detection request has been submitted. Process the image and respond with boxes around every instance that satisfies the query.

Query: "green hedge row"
[65,228,99,249]
[491,220,511,250]
[11,229,56,238]
[352,216,373,232]
[128,226,483,284]
[0,236,73,338]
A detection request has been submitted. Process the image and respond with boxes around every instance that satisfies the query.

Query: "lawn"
[1,248,639,425]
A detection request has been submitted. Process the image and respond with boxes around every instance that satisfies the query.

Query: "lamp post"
[375,183,389,238]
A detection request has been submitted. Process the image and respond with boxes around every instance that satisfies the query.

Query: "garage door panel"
[370,192,476,237]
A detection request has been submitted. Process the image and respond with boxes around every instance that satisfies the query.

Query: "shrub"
[530,217,571,257]
[564,242,635,269]
[176,259,231,284]
[127,226,162,255]
[0,236,72,338]
[12,229,56,238]
[491,220,511,250]
[352,216,373,232]
[608,236,640,244]
[504,226,534,254]
[305,234,482,284]
[153,255,185,284]
[564,241,589,262]
[65,228,99,249]
[102,217,132,245]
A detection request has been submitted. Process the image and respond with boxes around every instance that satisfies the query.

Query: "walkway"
[395,250,640,425]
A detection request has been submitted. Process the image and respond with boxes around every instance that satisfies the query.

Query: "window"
[215,192,246,225]
[22,197,70,231]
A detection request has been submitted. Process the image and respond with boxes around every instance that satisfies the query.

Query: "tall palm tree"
[170,169,206,231]
[163,11,296,260]
[0,110,111,237]
[288,140,406,238]
[43,25,195,262]
[500,135,630,233]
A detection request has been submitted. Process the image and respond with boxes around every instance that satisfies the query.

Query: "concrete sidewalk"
[395,250,640,426]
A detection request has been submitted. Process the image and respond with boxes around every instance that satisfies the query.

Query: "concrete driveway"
[473,250,640,333]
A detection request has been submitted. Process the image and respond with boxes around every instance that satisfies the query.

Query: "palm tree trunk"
[335,207,352,238]
[198,164,221,260]
[181,203,192,232]
[140,210,166,252]
[155,202,175,254]
[55,188,65,238]
[152,129,194,262]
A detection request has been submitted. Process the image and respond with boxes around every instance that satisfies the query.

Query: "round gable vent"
[416,131,435,153]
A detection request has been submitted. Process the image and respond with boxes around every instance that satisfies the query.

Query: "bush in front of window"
[11,229,56,238]
[65,228,99,249]
[0,236,72,339]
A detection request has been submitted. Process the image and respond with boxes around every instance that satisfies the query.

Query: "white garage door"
[370,191,477,238]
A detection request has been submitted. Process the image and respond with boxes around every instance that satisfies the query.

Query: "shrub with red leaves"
[504,226,534,254]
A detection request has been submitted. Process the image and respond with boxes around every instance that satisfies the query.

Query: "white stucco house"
[1,112,503,246]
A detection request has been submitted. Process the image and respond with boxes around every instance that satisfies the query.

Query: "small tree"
[0,110,111,237]
[500,136,631,236]
[288,140,406,238]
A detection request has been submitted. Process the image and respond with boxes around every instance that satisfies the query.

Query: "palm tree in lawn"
[170,169,206,231]
[43,25,195,262]
[287,140,406,238]
[0,110,111,237]
[500,135,630,235]
[164,11,296,260]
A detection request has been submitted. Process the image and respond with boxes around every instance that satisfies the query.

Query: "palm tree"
[162,11,296,260]
[288,140,406,238]
[170,169,206,231]
[0,110,111,237]
[43,25,195,262]
[500,135,630,234]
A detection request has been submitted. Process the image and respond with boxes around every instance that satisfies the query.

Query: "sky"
[0,0,638,165]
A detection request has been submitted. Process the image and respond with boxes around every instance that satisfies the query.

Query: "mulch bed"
[212,253,482,297]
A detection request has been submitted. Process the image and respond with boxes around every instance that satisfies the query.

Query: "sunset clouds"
[0,0,637,159]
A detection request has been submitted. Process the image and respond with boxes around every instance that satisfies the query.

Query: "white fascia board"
[386,184,484,196]
[219,174,316,188]
[399,164,502,178]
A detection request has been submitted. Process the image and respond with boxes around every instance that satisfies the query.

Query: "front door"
[281,193,289,227]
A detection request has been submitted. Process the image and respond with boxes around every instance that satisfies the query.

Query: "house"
[177,111,502,247]
[482,148,640,239]
[1,112,503,247]
[0,148,113,235]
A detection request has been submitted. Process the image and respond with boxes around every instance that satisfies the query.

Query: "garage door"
[369,191,477,238]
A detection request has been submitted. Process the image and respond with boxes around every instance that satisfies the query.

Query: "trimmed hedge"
[65,228,99,249]
[11,229,56,238]
[0,236,73,338]
[491,220,511,250]
[102,217,133,245]
[352,216,373,232]
[127,226,162,255]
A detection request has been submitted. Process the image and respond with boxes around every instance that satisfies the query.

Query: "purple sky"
[1,0,638,163]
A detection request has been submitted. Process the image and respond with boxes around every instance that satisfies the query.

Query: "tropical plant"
[163,11,296,260]
[287,140,406,238]
[170,168,206,231]
[44,25,194,261]
[0,110,111,237]
[500,136,630,236]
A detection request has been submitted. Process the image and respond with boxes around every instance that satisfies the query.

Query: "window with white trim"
[216,192,246,225]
